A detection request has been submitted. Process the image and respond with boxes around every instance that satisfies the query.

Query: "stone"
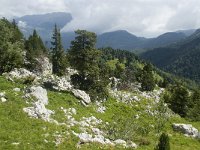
[42,75,72,91]
[0,92,5,97]
[97,106,106,113]
[3,68,36,80]
[23,101,54,122]
[72,89,91,104]
[172,123,199,138]
[26,86,48,105]
[126,141,137,148]
[13,88,20,92]
[114,139,127,146]
[1,97,7,102]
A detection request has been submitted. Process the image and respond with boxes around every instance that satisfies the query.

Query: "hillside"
[2,17,200,150]
[1,69,200,150]
[97,31,189,51]
[141,29,200,83]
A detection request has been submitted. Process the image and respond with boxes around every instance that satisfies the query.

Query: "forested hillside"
[141,29,200,83]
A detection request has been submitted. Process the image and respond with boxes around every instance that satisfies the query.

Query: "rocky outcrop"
[172,123,200,138]
[34,57,52,76]
[3,68,37,82]
[42,75,91,105]
[23,86,55,122]
[42,75,72,91]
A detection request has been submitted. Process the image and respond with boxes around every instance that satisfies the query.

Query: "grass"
[1,76,200,149]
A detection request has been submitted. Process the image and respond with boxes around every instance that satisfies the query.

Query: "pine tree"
[68,30,108,100]
[169,84,189,117]
[141,63,156,91]
[187,89,200,121]
[68,30,100,79]
[51,24,66,76]
[25,29,47,69]
[155,133,170,150]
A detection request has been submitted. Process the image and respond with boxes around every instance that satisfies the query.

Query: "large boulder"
[72,89,91,104]
[172,123,200,138]
[26,86,48,105]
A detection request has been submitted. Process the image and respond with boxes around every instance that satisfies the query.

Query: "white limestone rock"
[23,101,54,121]
[72,89,91,104]
[26,86,48,105]
[1,97,7,102]
[114,139,126,147]
[3,68,36,80]
[0,92,5,97]
[172,123,199,138]
[13,88,20,92]
[0,92,7,102]
[42,75,72,91]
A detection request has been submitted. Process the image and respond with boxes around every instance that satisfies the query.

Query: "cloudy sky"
[1,0,200,37]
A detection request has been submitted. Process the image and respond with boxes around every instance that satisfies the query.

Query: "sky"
[1,0,200,37]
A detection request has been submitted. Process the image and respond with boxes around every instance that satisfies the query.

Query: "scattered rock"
[23,101,54,122]
[0,92,7,102]
[43,75,72,91]
[114,139,126,147]
[23,86,55,122]
[172,123,200,138]
[1,97,7,102]
[72,89,91,104]
[3,68,36,81]
[0,92,5,97]
[26,86,48,105]
[13,88,20,92]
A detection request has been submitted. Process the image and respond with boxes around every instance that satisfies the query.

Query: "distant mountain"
[96,30,192,51]
[141,29,200,83]
[15,12,72,42]
[15,12,196,51]
[96,30,147,50]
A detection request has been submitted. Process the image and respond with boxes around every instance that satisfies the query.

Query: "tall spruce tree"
[51,24,66,76]
[141,63,156,91]
[25,29,47,69]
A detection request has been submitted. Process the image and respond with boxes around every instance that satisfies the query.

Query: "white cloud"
[18,21,27,28]
[1,0,200,37]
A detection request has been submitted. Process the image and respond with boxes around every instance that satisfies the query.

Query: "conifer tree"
[51,24,66,76]
[141,63,156,91]
[68,30,108,100]
[155,133,170,150]
[25,29,47,69]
